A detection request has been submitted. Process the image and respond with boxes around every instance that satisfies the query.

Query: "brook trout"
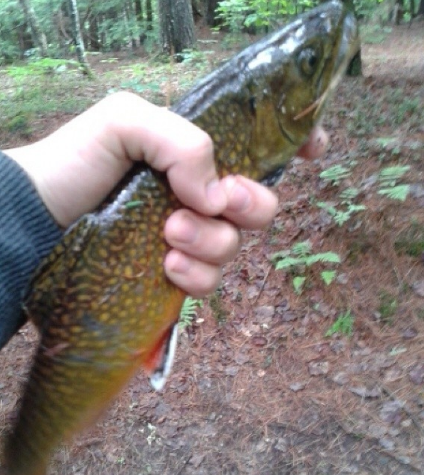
[2,2,359,473]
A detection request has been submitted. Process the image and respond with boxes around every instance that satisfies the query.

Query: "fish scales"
[2,2,359,474]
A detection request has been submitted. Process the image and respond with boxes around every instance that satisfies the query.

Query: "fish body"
[2,2,359,474]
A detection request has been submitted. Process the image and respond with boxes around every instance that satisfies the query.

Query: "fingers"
[163,178,278,297]
[164,209,241,265]
[98,92,228,217]
[145,117,228,216]
[164,251,223,297]
[164,208,240,296]
[162,123,328,296]
[221,175,279,229]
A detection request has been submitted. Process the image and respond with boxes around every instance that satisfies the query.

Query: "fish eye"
[298,47,319,77]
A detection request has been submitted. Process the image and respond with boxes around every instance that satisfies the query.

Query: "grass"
[0,53,213,141]
[0,70,93,136]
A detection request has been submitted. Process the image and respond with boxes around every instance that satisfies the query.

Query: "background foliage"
[0,0,415,64]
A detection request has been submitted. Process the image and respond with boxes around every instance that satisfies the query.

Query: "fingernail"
[175,216,198,244]
[206,179,227,212]
[224,176,251,212]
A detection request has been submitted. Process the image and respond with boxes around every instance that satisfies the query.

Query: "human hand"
[6,92,328,297]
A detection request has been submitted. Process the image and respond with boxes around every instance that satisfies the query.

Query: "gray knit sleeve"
[0,151,63,349]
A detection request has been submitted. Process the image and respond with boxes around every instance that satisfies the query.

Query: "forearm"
[0,152,62,349]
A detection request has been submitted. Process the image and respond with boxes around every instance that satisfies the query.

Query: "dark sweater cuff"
[0,151,63,349]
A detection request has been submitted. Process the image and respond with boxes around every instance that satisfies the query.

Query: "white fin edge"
[150,324,178,392]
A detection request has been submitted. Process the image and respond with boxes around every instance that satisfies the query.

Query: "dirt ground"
[1,20,424,475]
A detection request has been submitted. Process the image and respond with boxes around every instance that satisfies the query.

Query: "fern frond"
[378,184,410,201]
[179,297,203,329]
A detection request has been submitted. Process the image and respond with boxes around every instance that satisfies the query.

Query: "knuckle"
[178,128,213,160]
[216,226,240,262]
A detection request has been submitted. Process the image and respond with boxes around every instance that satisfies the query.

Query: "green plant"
[5,58,77,79]
[179,297,203,329]
[378,165,410,201]
[272,240,341,294]
[179,48,213,67]
[317,200,366,227]
[215,0,252,32]
[319,164,352,186]
[347,106,375,136]
[5,113,32,135]
[325,311,354,337]
[395,97,420,125]
[378,290,398,324]
[119,78,161,94]
[321,270,337,286]
[292,276,306,294]
[215,0,309,32]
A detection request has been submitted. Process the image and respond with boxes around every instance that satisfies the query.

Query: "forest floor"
[1,18,424,475]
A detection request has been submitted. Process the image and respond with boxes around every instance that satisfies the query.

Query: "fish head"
[241,0,360,183]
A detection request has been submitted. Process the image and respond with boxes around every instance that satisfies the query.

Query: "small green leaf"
[321,270,336,286]
[320,165,351,185]
[293,276,306,294]
[179,297,203,329]
[379,165,410,183]
[275,256,304,270]
[305,252,341,266]
[325,311,354,337]
[340,187,360,202]
[378,185,410,201]
[292,240,312,257]
[374,137,398,148]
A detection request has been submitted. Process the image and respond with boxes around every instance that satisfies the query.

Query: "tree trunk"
[18,0,49,57]
[417,0,424,15]
[123,0,137,49]
[192,0,202,23]
[67,0,93,76]
[88,13,101,51]
[134,0,146,43]
[134,0,143,22]
[146,0,153,30]
[159,0,196,59]
[204,0,221,26]
[341,0,362,76]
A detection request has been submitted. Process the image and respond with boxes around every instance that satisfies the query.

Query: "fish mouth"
[261,165,286,186]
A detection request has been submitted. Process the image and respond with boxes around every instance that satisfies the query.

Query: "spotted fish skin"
[4,171,183,475]
[2,2,359,474]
